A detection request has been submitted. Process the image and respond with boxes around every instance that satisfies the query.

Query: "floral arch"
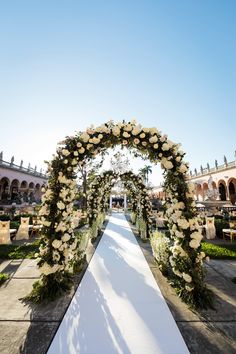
[87,170,152,238]
[32,119,211,307]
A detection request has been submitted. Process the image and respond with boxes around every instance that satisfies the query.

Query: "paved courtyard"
[0,217,235,354]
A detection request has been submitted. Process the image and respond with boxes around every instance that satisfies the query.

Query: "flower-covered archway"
[33,119,211,307]
[87,170,152,238]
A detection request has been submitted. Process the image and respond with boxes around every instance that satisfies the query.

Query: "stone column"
[124,194,127,210]
[109,195,113,209]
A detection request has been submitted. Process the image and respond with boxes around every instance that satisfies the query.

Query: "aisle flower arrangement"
[29,119,212,308]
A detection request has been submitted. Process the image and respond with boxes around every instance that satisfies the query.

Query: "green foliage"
[173,278,215,310]
[89,213,105,240]
[150,231,171,275]
[0,241,39,259]
[130,212,137,224]
[214,219,230,238]
[0,273,9,286]
[136,217,148,239]
[202,241,236,259]
[25,273,73,303]
[10,221,20,229]
[0,215,10,221]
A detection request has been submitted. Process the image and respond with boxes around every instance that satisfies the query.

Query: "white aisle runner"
[47,213,189,354]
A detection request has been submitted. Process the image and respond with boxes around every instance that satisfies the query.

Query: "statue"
[0,151,3,161]
[194,168,197,175]
[208,175,214,190]
[28,163,31,171]
[200,165,203,174]
[10,156,14,165]
[20,160,23,168]
[206,175,219,200]
[215,159,218,169]
[224,155,228,166]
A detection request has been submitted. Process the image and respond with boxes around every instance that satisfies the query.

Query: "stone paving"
[0,219,236,354]
[135,237,236,354]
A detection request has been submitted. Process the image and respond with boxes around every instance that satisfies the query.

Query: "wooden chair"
[15,217,31,240]
[0,221,12,244]
[205,217,216,239]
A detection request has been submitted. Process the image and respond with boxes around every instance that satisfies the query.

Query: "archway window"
[219,183,226,201]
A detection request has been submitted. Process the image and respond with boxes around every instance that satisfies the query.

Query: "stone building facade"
[0,153,47,204]
[152,154,236,204]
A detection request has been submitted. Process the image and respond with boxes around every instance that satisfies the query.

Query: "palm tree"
[139,165,152,184]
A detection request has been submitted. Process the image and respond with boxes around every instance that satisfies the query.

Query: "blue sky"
[0,0,235,184]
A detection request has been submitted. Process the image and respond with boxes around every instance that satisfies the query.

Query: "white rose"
[140,133,145,139]
[57,201,65,210]
[175,230,184,238]
[150,127,158,135]
[134,138,140,144]
[80,132,90,142]
[177,218,189,229]
[190,231,203,242]
[52,239,62,249]
[163,160,173,170]
[112,126,120,136]
[143,127,150,133]
[77,142,82,148]
[62,149,70,156]
[153,143,158,149]
[149,135,158,144]
[92,137,100,144]
[124,124,132,132]
[162,143,170,151]
[123,131,130,138]
[78,147,85,154]
[189,239,200,249]
[182,273,192,283]
[179,164,188,174]
[132,127,140,135]
[42,220,51,227]
[62,233,71,242]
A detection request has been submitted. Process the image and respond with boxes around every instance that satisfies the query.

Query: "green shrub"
[150,231,171,274]
[130,212,136,224]
[0,215,10,221]
[10,221,20,229]
[0,273,9,286]
[202,241,236,259]
[89,213,105,240]
[0,241,39,259]
[215,219,229,238]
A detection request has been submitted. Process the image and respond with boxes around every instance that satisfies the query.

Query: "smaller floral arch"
[87,170,153,238]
